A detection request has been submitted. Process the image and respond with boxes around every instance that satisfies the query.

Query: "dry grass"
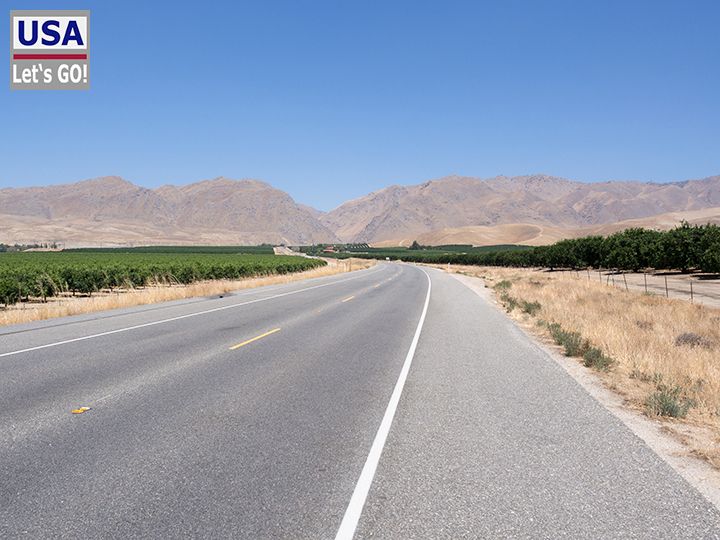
[0,258,375,327]
[441,264,720,467]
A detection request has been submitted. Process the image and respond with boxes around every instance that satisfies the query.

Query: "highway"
[1,263,719,538]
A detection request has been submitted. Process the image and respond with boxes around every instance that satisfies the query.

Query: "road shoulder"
[452,271,720,512]
[357,267,720,538]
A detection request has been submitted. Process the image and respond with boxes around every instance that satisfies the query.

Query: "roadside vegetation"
[457,265,720,467]
[310,223,720,273]
[0,252,374,327]
[0,251,324,308]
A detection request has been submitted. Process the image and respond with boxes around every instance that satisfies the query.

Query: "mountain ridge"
[322,174,720,242]
[1,173,719,247]
[0,176,338,246]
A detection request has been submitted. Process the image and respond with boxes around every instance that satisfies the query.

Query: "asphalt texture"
[1,263,719,538]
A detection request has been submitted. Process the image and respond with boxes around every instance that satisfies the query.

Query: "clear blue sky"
[2,0,719,210]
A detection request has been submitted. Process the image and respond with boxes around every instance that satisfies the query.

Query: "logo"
[10,10,90,90]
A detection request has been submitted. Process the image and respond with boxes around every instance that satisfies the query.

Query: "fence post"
[664,276,669,298]
[690,281,694,303]
[644,272,648,294]
[623,273,629,291]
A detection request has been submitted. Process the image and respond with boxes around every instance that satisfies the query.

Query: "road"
[1,263,719,538]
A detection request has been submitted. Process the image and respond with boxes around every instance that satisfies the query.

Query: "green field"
[0,252,324,307]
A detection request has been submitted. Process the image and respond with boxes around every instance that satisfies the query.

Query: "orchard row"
[0,253,325,306]
[339,223,720,273]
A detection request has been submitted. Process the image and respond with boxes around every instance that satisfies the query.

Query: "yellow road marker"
[71,406,91,414]
[229,328,281,350]
[373,284,381,288]
[341,295,355,303]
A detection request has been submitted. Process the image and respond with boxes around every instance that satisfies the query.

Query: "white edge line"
[334,266,432,540]
[0,266,382,359]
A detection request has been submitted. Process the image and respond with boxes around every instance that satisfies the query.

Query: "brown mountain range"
[0,176,338,246]
[321,174,720,243]
[1,174,719,247]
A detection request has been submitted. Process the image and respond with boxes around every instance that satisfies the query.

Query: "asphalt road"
[1,263,719,538]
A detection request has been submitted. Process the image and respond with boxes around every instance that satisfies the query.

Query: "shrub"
[583,346,614,371]
[520,300,541,316]
[548,322,589,357]
[645,384,692,418]
[494,280,513,290]
[562,331,589,357]
[548,323,564,343]
[499,292,518,312]
[630,369,652,383]
[674,332,715,350]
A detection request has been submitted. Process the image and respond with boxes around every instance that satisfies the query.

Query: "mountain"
[2,173,719,248]
[374,207,720,248]
[0,176,338,246]
[322,174,720,243]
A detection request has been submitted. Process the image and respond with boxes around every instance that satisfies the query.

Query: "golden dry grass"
[442,265,720,467]
[0,258,375,327]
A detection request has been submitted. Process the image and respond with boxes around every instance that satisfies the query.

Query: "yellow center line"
[229,328,281,350]
[341,295,355,303]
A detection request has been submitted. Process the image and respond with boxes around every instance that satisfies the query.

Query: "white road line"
[0,266,383,359]
[335,267,432,540]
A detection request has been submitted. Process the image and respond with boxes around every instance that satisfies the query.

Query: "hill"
[0,176,338,246]
[2,173,720,247]
[323,174,720,243]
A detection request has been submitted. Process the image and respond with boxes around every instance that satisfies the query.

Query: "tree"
[701,243,720,273]
[409,240,422,250]
[660,222,703,271]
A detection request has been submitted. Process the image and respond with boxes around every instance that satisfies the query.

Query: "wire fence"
[557,268,720,308]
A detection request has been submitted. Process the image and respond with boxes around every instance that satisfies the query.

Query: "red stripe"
[13,53,87,60]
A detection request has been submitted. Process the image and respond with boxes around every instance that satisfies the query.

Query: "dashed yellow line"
[341,295,355,303]
[229,328,281,350]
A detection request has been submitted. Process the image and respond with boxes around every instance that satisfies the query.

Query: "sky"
[2,0,719,210]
